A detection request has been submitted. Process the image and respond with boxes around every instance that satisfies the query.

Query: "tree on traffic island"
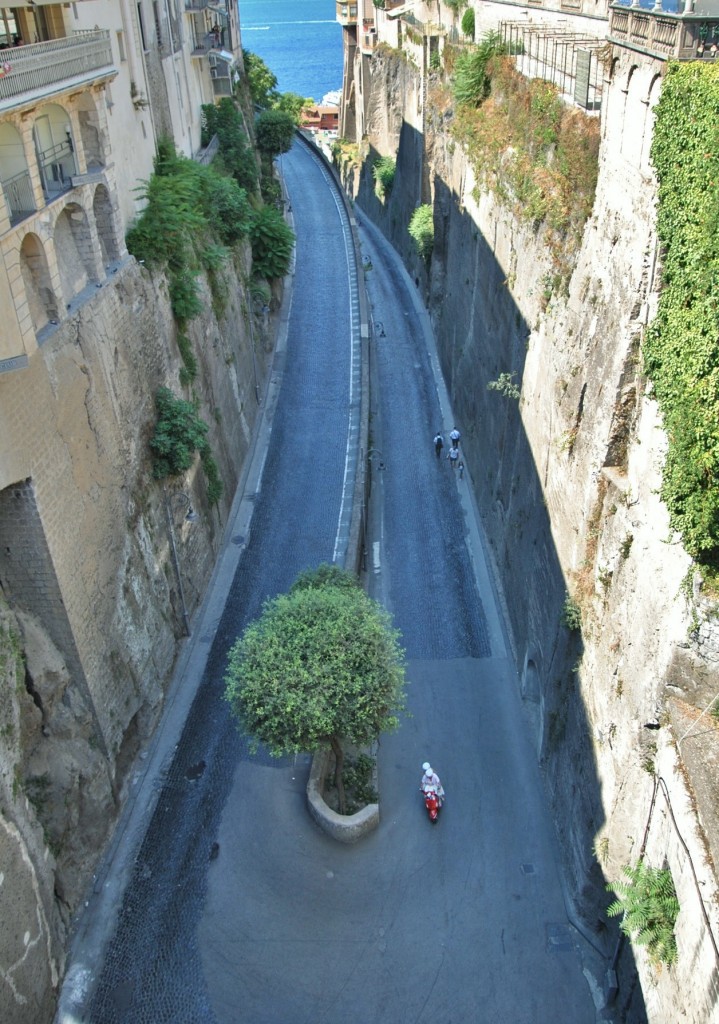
[224,564,407,814]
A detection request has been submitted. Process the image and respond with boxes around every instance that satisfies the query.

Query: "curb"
[306,748,379,844]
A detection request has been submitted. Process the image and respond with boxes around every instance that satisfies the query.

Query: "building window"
[137,2,147,51]
[117,30,126,62]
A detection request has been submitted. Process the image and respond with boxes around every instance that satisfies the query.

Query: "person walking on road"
[450,427,461,449]
[447,447,459,469]
[434,432,444,458]
[458,460,464,479]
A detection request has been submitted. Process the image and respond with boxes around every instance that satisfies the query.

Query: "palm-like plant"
[607,862,680,967]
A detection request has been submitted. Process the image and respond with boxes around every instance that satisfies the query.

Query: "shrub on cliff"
[607,862,679,967]
[645,61,719,569]
[224,565,406,815]
[373,156,396,200]
[409,204,434,260]
[250,206,295,280]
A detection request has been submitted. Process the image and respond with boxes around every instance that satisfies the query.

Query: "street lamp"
[163,487,197,637]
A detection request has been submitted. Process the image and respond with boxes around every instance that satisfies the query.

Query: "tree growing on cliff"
[224,565,406,814]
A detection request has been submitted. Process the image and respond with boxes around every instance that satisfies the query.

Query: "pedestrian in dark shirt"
[434,432,444,458]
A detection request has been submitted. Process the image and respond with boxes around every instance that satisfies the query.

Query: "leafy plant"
[645,62,719,569]
[561,594,582,631]
[408,204,434,260]
[224,565,406,814]
[202,98,258,193]
[242,49,279,109]
[373,155,396,200]
[150,387,210,479]
[453,32,505,107]
[607,862,679,967]
[254,109,296,158]
[250,206,295,279]
[461,7,475,40]
[169,268,203,322]
[487,372,520,399]
[338,753,378,808]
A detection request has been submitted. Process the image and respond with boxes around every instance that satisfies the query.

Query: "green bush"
[254,108,296,158]
[607,862,679,967]
[169,268,203,322]
[560,594,582,632]
[461,7,475,39]
[202,98,258,193]
[150,387,210,479]
[242,50,279,109]
[645,62,719,568]
[373,156,396,200]
[408,204,434,261]
[453,31,505,107]
[250,206,295,279]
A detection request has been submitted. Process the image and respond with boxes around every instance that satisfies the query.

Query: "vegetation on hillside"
[409,204,434,260]
[645,62,719,570]
[448,33,600,287]
[224,564,406,814]
[150,387,223,504]
[373,155,396,200]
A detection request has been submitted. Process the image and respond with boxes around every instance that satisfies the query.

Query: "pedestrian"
[433,432,444,458]
[447,447,458,468]
[450,427,461,449]
[458,460,464,479]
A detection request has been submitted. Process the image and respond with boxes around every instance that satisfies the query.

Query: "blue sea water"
[239,0,344,102]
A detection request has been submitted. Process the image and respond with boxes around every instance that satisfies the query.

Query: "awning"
[213,49,234,63]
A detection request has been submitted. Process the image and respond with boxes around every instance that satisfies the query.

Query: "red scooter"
[422,785,442,823]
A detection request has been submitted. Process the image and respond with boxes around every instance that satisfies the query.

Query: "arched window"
[0,122,35,225]
[54,203,94,304]
[19,233,58,332]
[93,184,119,265]
[33,102,77,201]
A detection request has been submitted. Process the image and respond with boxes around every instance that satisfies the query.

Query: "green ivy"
[607,862,679,967]
[150,387,210,479]
[645,62,719,568]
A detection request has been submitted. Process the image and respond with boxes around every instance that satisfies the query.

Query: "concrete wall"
[339,38,719,1024]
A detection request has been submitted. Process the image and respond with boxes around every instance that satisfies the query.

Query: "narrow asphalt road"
[58,138,602,1023]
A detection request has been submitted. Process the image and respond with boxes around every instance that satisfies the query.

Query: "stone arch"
[640,72,663,175]
[621,65,643,166]
[92,184,119,265]
[32,102,77,201]
[19,232,58,331]
[75,91,106,171]
[0,121,35,225]
[53,202,95,305]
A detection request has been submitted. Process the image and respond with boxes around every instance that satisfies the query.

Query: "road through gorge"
[61,138,600,1024]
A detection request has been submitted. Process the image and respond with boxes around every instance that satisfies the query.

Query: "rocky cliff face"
[0,248,273,1022]
[340,46,719,1022]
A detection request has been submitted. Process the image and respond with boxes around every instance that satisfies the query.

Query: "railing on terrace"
[0,31,114,107]
[609,1,719,59]
[500,21,605,110]
[2,168,35,225]
[194,134,219,165]
[37,140,76,200]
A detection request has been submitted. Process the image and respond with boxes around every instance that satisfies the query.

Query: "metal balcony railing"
[0,31,114,110]
[37,140,76,200]
[2,168,35,225]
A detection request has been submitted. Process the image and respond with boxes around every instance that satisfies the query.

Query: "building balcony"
[337,2,359,27]
[609,1,719,60]
[0,31,115,115]
[1,168,35,226]
[184,0,211,9]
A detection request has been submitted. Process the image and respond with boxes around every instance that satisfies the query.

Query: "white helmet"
[422,762,431,772]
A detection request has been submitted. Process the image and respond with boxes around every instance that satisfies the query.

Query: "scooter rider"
[421,762,444,804]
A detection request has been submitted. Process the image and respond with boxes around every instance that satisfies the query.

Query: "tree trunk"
[330,736,346,815]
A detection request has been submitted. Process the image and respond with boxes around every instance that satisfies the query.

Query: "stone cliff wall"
[0,249,272,1022]
[340,45,719,1022]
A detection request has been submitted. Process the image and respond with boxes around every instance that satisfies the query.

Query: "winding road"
[65,138,600,1024]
